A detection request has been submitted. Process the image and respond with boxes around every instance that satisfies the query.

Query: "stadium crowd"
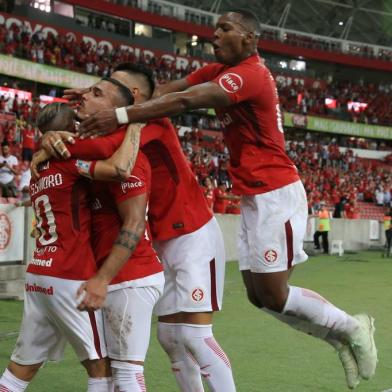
[0,91,391,217]
[0,17,391,215]
[2,19,392,126]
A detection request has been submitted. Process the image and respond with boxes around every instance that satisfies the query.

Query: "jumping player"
[72,10,378,390]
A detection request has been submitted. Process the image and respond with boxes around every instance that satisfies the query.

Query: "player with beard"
[45,64,235,392]
[31,79,165,391]
[61,10,378,390]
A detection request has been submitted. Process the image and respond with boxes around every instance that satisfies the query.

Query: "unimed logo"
[218,73,243,93]
[0,212,11,251]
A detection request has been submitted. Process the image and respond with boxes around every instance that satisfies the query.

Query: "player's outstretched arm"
[78,82,231,137]
[77,194,147,311]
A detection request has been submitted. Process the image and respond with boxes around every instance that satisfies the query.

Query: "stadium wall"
[215,214,386,261]
[0,210,387,298]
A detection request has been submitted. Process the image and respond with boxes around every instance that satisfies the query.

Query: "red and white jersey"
[69,123,213,241]
[90,151,163,286]
[27,159,96,280]
[186,54,299,195]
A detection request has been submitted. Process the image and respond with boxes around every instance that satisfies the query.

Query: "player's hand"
[76,275,109,312]
[78,109,118,138]
[41,131,75,159]
[31,149,51,178]
[62,87,90,105]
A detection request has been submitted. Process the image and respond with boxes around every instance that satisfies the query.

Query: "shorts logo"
[264,249,278,263]
[0,213,11,251]
[218,73,243,93]
[191,288,204,302]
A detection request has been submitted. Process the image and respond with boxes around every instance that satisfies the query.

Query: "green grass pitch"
[0,251,391,391]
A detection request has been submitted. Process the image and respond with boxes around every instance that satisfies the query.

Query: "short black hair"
[113,63,155,98]
[101,76,134,106]
[228,9,261,35]
[37,103,75,133]
[1,141,9,148]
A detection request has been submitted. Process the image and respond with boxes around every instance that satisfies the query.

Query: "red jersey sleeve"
[211,61,265,104]
[110,152,150,204]
[68,129,126,160]
[186,63,225,86]
[140,121,164,146]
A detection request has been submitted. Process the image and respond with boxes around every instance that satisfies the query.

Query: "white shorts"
[154,217,225,316]
[103,285,163,361]
[238,180,308,273]
[11,273,106,365]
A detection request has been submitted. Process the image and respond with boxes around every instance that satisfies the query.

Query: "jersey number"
[34,195,58,246]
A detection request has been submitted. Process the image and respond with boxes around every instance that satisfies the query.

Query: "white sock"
[87,377,113,392]
[0,369,29,392]
[181,324,236,392]
[281,286,359,343]
[157,322,204,392]
[111,361,146,392]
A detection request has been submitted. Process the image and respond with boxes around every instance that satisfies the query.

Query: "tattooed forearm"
[110,124,142,180]
[127,125,141,168]
[114,224,144,255]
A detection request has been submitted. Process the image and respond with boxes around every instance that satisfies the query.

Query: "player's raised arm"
[78,82,231,136]
[77,123,144,181]
[77,193,147,311]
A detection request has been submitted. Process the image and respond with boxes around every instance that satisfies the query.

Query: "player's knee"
[257,287,288,312]
[82,358,111,378]
[246,290,263,308]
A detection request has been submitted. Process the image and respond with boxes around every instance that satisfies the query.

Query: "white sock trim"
[0,368,29,392]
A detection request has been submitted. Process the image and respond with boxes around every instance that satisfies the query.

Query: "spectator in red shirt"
[213,182,230,214]
[202,176,215,212]
[21,123,36,162]
[344,200,361,219]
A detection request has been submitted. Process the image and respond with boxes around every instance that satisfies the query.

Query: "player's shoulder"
[196,62,226,77]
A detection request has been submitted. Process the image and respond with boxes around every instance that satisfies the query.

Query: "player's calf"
[111,360,146,392]
[0,366,33,392]
[181,324,236,392]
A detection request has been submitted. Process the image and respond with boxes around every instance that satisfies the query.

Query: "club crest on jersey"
[218,73,243,93]
[191,288,205,302]
[264,249,278,263]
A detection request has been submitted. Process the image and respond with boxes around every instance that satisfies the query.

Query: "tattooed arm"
[77,193,147,311]
[78,123,144,181]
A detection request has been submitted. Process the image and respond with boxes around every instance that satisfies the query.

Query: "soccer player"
[68,85,165,391]
[0,87,139,392]
[51,64,236,392]
[31,85,164,390]
[73,10,378,389]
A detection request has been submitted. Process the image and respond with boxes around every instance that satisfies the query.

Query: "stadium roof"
[177,0,392,46]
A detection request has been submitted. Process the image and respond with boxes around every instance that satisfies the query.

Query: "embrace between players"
[0,9,377,392]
